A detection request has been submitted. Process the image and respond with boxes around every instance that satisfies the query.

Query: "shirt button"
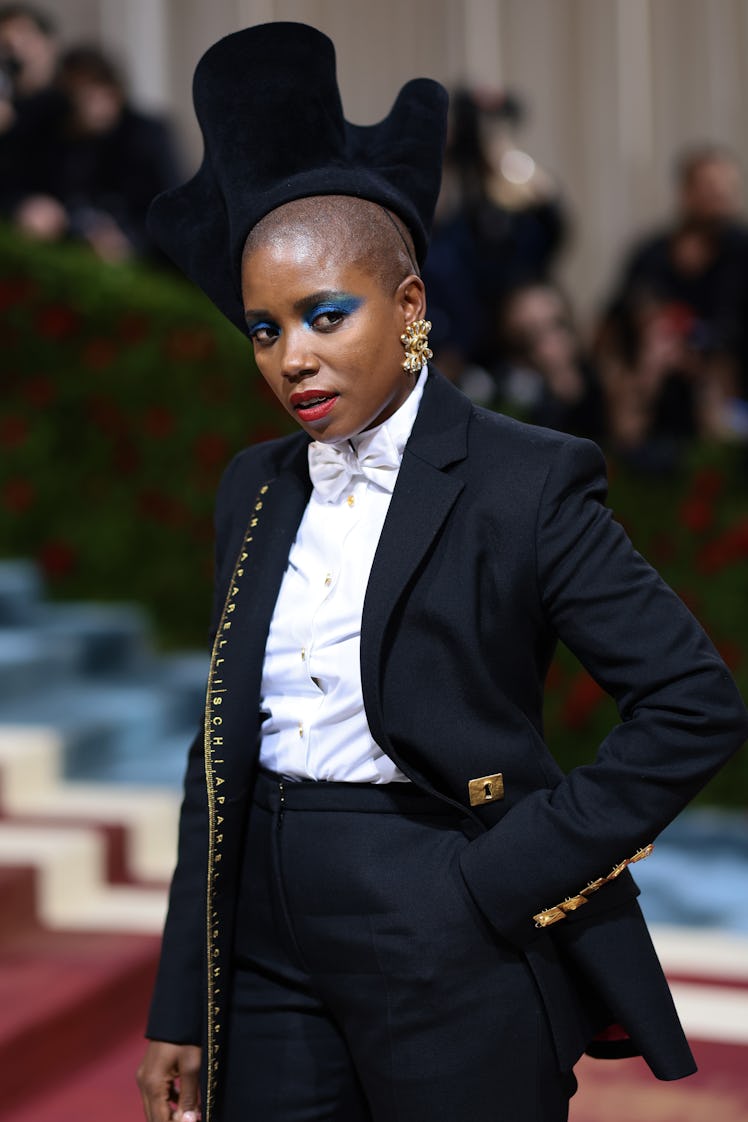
[324,573,332,587]
[298,722,304,738]
[347,494,355,507]
[301,647,306,661]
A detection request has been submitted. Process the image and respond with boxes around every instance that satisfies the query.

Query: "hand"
[137,1040,201,1122]
[13,194,69,240]
[85,215,134,262]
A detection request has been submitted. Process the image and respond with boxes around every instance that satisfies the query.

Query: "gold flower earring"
[401,319,433,374]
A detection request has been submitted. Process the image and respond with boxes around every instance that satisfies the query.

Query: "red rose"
[679,496,712,535]
[698,519,748,572]
[0,415,29,448]
[165,328,216,362]
[82,338,118,370]
[37,304,80,339]
[0,276,37,309]
[143,406,175,439]
[2,478,35,512]
[39,539,77,578]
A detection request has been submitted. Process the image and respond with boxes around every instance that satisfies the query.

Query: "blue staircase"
[0,560,207,787]
[1,558,747,931]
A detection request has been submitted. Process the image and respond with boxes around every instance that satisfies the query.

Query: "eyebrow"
[244,290,359,325]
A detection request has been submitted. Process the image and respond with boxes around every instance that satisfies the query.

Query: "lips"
[290,389,339,422]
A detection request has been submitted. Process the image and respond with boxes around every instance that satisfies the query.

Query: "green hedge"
[1,228,746,804]
[0,227,293,645]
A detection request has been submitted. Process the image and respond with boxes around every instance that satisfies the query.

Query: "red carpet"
[7,1030,748,1121]
[5,1024,149,1122]
[572,1041,748,1121]
[2,840,746,1120]
[0,860,160,1122]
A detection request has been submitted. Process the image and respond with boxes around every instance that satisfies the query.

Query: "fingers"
[177,1044,202,1122]
[137,1040,201,1122]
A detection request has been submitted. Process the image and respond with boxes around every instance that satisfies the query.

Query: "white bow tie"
[308,438,401,503]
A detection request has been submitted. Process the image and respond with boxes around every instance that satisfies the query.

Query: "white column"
[99,0,170,109]
[464,0,503,86]
[615,0,655,220]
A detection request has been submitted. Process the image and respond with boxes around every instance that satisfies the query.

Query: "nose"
[280,328,319,381]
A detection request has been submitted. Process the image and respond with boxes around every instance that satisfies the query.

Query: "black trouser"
[221,768,576,1121]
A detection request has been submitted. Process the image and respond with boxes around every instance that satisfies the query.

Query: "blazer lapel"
[361,371,470,758]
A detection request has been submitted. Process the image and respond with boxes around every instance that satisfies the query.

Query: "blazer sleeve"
[459,436,748,949]
[145,453,244,1043]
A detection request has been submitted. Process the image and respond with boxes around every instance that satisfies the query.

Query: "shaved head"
[242,195,419,293]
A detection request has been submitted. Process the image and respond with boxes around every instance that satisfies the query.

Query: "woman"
[137,23,748,1122]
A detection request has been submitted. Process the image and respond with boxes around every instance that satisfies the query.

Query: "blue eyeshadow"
[304,295,363,325]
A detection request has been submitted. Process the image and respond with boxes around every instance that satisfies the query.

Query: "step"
[0,928,160,1117]
[0,629,77,699]
[0,681,184,780]
[651,924,748,984]
[0,823,169,932]
[0,560,43,626]
[156,649,209,727]
[636,810,748,932]
[0,727,179,882]
[37,601,156,676]
[93,725,195,786]
[0,863,38,938]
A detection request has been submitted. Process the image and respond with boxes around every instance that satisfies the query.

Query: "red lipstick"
[290,389,339,422]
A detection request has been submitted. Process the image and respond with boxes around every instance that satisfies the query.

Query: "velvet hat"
[147,22,448,334]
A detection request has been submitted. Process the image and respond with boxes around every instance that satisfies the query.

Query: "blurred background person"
[0,2,66,230]
[423,86,568,385]
[595,291,701,471]
[1,15,181,261]
[596,144,748,465]
[494,280,605,440]
[47,45,182,261]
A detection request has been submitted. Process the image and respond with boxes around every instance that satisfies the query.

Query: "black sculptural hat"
[147,22,448,334]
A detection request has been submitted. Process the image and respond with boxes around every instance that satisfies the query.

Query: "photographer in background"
[597,145,748,465]
[47,45,181,261]
[423,86,568,385]
[0,3,66,232]
[495,281,605,442]
[1,25,181,261]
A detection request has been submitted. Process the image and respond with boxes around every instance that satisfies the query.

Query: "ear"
[396,274,427,326]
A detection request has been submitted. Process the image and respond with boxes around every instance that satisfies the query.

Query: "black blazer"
[147,370,748,1106]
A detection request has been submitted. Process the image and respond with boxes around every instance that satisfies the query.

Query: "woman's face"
[241,232,426,443]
